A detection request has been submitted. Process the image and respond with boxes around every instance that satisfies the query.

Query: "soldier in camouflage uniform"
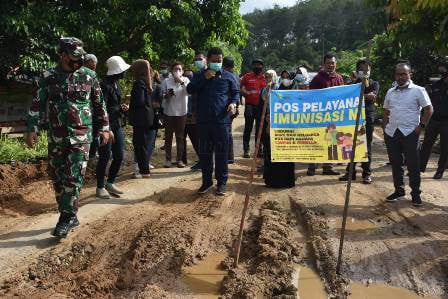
[25,37,111,237]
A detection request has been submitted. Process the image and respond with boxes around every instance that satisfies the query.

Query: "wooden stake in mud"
[234,85,271,268]
[336,78,368,274]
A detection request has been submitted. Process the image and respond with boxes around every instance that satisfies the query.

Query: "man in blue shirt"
[187,47,240,195]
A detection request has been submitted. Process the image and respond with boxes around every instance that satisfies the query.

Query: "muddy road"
[0,113,447,298]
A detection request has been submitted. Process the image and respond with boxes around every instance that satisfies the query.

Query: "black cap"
[223,56,235,68]
[251,59,264,66]
[59,37,86,57]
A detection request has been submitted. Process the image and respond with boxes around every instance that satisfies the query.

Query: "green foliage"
[0,132,48,163]
[0,0,247,78]
[241,0,378,72]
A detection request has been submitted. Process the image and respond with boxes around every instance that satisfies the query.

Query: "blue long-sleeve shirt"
[187,69,240,124]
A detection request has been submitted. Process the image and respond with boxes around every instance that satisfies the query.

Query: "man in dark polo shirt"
[339,59,379,184]
[420,62,448,179]
[307,53,344,176]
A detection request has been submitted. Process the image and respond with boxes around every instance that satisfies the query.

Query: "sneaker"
[197,182,213,194]
[412,194,423,206]
[216,185,227,196]
[243,151,250,158]
[52,213,79,238]
[133,172,142,179]
[149,164,155,170]
[322,169,340,175]
[142,173,151,178]
[96,187,111,199]
[362,175,372,184]
[339,173,356,181]
[164,161,172,168]
[106,183,124,195]
[433,171,443,179]
[191,162,201,171]
[386,191,405,202]
[306,169,316,176]
[177,161,186,168]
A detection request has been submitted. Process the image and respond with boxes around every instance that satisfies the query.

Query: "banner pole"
[336,79,367,274]
[234,86,271,268]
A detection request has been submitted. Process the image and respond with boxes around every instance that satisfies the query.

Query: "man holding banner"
[339,59,379,184]
[306,53,344,176]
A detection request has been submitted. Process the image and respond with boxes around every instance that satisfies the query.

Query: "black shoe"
[362,175,372,184]
[386,191,405,203]
[322,169,340,175]
[52,213,79,238]
[216,185,227,196]
[243,151,250,158]
[412,194,423,206]
[197,182,213,194]
[339,173,356,181]
[190,162,201,171]
[433,171,444,179]
[228,160,234,164]
[306,169,315,176]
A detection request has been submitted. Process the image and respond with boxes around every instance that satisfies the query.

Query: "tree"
[0,0,248,78]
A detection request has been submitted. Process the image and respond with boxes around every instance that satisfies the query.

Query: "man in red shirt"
[241,59,267,158]
[307,53,344,176]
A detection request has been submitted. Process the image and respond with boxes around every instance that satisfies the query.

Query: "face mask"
[173,70,182,78]
[160,69,168,75]
[253,67,262,75]
[194,60,205,70]
[357,70,370,79]
[68,57,83,71]
[282,78,292,86]
[208,62,222,72]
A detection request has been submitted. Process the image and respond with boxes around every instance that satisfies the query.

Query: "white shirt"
[161,75,190,116]
[383,81,432,137]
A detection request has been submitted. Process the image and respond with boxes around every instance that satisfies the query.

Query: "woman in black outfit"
[261,70,295,188]
[129,59,154,177]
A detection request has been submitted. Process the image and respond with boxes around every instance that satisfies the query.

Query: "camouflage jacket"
[27,65,109,145]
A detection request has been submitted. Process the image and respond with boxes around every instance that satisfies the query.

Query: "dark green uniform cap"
[59,37,87,57]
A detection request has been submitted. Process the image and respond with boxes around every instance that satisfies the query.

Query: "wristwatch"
[419,122,426,129]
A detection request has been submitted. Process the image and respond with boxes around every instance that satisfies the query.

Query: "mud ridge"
[290,197,350,298]
[221,200,305,298]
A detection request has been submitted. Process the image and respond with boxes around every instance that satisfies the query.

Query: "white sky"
[240,0,297,15]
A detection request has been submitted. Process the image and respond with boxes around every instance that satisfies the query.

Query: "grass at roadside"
[0,132,48,163]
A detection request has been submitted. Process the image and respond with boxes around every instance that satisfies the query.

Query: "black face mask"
[253,67,262,75]
[68,57,83,71]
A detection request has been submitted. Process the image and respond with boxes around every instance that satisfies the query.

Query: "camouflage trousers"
[48,143,90,214]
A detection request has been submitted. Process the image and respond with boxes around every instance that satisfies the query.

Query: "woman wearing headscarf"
[278,70,294,90]
[129,59,154,178]
[96,56,130,199]
[260,70,296,188]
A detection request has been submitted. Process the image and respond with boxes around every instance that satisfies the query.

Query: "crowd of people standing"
[24,37,447,237]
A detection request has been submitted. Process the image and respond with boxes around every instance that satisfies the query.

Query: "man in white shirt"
[161,62,190,168]
[383,63,433,206]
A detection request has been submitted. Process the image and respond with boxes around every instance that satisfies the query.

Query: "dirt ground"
[0,112,447,298]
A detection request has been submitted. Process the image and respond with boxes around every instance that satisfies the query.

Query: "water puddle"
[350,282,442,299]
[182,253,227,298]
[294,265,328,299]
[334,217,378,231]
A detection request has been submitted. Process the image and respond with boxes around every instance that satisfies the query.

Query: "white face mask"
[357,70,370,79]
[173,70,182,78]
[282,78,293,86]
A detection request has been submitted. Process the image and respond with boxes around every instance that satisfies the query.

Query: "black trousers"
[384,129,421,196]
[345,112,374,176]
[133,126,151,175]
[229,117,235,162]
[243,104,261,152]
[198,123,229,186]
[420,119,448,173]
[182,123,199,164]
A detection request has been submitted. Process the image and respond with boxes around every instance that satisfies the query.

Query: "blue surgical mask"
[194,60,205,70]
[208,62,222,72]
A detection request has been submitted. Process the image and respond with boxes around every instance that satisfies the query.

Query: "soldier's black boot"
[52,213,80,238]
